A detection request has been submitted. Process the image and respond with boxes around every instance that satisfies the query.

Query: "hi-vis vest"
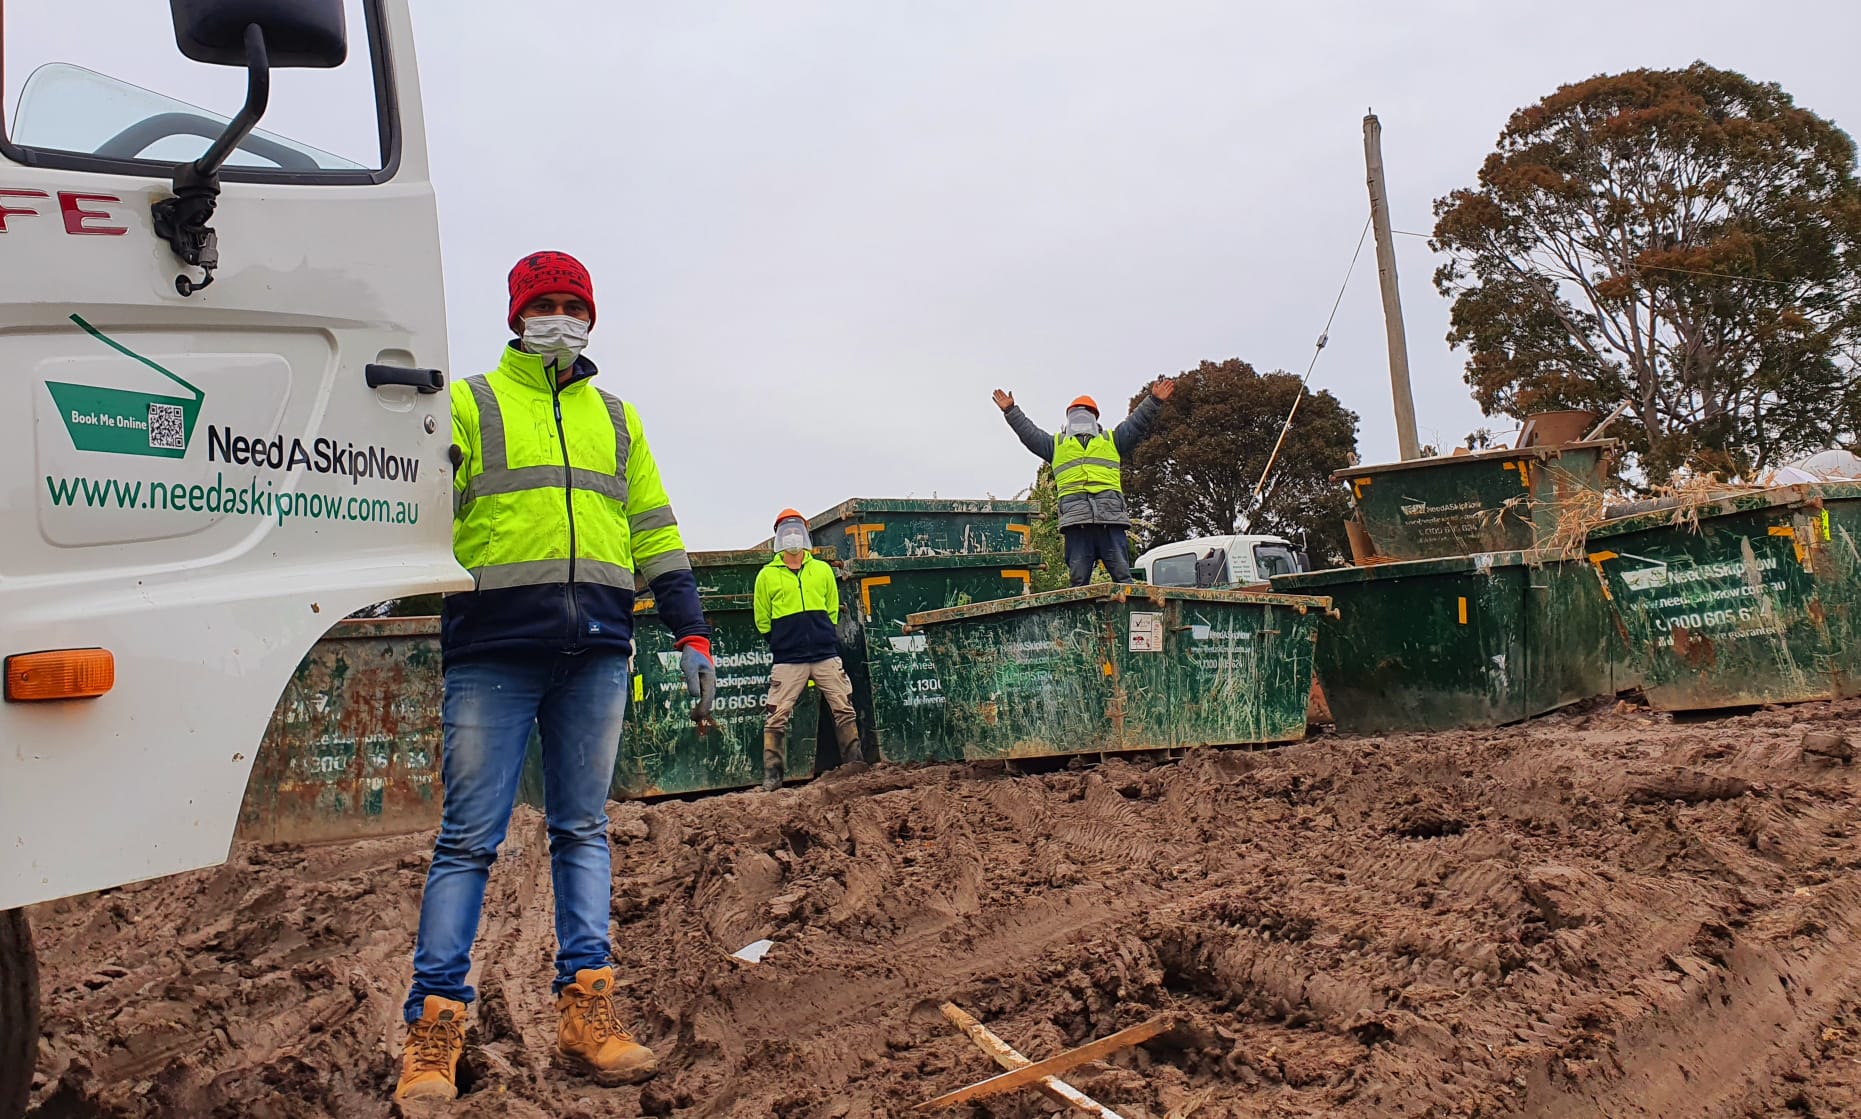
[1051,428,1122,497]
[449,346,689,593]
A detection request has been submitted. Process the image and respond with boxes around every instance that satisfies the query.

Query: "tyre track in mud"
[25,700,1861,1118]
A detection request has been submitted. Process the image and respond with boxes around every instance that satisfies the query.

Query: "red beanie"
[507,251,596,334]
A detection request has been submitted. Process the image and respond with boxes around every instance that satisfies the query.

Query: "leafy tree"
[1432,62,1861,482]
[1022,464,1073,592]
[1121,359,1359,567]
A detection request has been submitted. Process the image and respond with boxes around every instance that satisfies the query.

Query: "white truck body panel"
[0,1,468,910]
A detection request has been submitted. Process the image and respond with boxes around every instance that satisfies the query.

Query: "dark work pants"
[1062,525,1133,587]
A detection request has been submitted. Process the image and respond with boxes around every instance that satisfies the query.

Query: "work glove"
[675,637,717,731]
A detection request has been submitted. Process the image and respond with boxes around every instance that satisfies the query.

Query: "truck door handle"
[365,364,445,394]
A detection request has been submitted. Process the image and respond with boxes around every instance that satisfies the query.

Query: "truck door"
[0,0,466,910]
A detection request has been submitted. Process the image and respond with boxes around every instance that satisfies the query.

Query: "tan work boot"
[762,729,785,791]
[835,720,866,767]
[394,995,467,1102]
[555,966,657,1085]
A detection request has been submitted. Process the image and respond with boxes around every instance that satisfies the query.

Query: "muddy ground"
[23,698,1861,1118]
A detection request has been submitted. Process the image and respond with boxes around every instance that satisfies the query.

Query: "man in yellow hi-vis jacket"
[754,508,864,791]
[993,377,1175,585]
[396,252,713,1101]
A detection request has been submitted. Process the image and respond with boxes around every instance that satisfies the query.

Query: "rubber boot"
[835,719,866,767]
[555,966,657,1085]
[762,729,785,791]
[394,995,466,1102]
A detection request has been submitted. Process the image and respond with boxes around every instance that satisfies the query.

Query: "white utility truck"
[1131,533,1310,589]
[0,3,464,1112]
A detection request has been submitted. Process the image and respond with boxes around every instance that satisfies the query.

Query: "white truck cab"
[1132,533,1310,589]
[0,3,464,1111]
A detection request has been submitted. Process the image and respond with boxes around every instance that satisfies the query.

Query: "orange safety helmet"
[773,508,805,529]
[1068,395,1099,417]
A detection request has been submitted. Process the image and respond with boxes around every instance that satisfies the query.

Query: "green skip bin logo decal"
[46,314,205,459]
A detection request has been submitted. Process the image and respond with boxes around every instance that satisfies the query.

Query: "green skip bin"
[837,551,1041,765]
[1588,482,1861,712]
[1273,552,1633,734]
[904,584,1330,759]
[1340,441,1614,562]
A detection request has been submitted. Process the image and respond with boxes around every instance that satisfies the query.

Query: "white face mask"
[774,518,812,555]
[521,315,591,370]
[1065,407,1099,437]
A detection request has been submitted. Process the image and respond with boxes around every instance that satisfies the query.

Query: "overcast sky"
[403,1,1861,548]
[10,3,1860,548]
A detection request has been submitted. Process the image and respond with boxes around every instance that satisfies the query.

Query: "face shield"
[774,517,812,555]
[1065,407,1100,436]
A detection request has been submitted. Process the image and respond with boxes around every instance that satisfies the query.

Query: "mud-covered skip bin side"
[237,618,445,845]
[1587,481,1861,712]
[837,551,1040,764]
[904,584,1330,758]
[1339,441,1615,562]
[1272,551,1630,734]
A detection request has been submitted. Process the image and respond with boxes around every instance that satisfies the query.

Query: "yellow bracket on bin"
[860,575,892,619]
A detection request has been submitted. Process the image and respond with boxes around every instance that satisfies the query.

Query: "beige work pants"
[763,657,859,767]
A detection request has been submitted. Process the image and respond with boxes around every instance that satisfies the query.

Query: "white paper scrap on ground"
[731,939,774,963]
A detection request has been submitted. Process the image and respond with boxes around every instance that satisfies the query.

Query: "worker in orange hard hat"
[992,378,1176,585]
[753,508,864,791]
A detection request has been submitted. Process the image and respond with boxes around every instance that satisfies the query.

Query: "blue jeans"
[1063,525,1133,586]
[403,653,629,1022]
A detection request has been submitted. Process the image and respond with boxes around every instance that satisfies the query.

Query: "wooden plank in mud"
[922,1002,1173,1114]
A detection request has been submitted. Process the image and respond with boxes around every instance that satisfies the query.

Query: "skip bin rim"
[635,593,756,617]
[1272,549,1575,590]
[1588,481,1861,541]
[806,497,1037,530]
[324,616,441,639]
[1330,439,1619,483]
[686,546,833,567]
[904,582,1332,629]
[840,549,1044,575]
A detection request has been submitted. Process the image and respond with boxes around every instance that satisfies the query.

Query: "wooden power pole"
[1363,110,1421,460]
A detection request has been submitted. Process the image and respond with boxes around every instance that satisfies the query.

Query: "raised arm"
[994,389,1055,461]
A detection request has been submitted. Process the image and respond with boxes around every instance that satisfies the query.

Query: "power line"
[1252,216,1374,503]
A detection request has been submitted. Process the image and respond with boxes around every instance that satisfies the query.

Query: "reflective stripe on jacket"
[442,344,707,663]
[753,553,841,665]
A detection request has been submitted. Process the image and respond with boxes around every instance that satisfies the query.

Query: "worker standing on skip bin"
[754,509,866,791]
[992,377,1176,585]
[395,251,716,1102]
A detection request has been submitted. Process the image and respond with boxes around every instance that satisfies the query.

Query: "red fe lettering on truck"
[0,188,48,231]
[0,189,127,234]
[59,192,126,235]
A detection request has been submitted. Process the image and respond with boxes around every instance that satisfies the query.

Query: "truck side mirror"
[171,0,347,68]
[154,1,348,297]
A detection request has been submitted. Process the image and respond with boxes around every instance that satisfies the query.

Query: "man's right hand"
[992,389,1015,413]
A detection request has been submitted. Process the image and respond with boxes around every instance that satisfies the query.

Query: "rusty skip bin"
[236,617,444,845]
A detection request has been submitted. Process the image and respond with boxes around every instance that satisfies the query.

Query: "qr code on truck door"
[148,403,184,450]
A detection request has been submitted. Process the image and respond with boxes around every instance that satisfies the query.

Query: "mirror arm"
[189,23,271,183]
[150,22,271,298]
